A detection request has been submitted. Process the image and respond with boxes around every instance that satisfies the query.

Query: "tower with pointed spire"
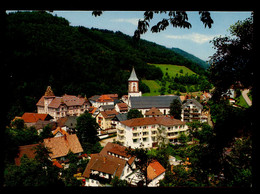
[128,67,142,98]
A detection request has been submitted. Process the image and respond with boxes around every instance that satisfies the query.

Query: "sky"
[17,11,252,61]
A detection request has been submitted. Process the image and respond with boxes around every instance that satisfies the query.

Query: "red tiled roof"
[36,96,45,107]
[120,116,185,127]
[53,160,63,168]
[14,143,39,166]
[37,94,86,109]
[21,112,51,123]
[43,134,83,159]
[88,106,97,115]
[52,127,69,136]
[116,103,128,111]
[96,95,114,103]
[100,109,119,119]
[99,142,135,165]
[144,107,163,116]
[147,160,166,181]
[82,153,127,178]
[104,94,118,100]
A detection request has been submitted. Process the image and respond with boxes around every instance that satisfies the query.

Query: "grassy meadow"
[142,64,198,96]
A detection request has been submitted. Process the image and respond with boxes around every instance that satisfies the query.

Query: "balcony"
[117,133,124,137]
[132,134,139,139]
[142,128,149,132]
[190,112,200,115]
[118,137,125,143]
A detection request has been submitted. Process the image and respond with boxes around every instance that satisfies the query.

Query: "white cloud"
[165,33,217,44]
[110,18,139,26]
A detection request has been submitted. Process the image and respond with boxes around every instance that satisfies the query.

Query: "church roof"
[128,67,139,81]
[130,95,181,109]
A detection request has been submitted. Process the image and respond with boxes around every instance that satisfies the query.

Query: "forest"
[3,11,206,122]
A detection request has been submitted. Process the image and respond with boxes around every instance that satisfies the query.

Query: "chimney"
[103,156,107,163]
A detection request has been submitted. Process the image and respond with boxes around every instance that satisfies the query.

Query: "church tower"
[128,67,142,98]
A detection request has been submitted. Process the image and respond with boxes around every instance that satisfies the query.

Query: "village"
[3,11,253,189]
[7,67,224,187]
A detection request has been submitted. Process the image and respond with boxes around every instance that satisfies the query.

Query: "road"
[241,89,252,106]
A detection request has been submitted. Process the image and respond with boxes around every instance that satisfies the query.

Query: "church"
[127,67,181,116]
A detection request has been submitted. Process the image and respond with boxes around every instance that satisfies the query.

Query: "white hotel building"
[117,116,188,149]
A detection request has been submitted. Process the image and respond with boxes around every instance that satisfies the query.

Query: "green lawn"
[142,80,161,96]
[148,63,196,78]
[143,64,197,96]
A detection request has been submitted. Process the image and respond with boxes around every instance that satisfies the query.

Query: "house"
[129,95,181,116]
[43,134,83,161]
[117,116,188,149]
[82,142,136,187]
[115,102,128,113]
[34,120,57,134]
[52,127,69,137]
[21,112,53,128]
[82,142,165,187]
[87,106,99,117]
[56,116,77,132]
[36,86,89,121]
[89,94,116,108]
[181,99,204,122]
[144,107,163,117]
[111,113,128,130]
[200,92,212,102]
[121,95,128,104]
[96,109,119,130]
[146,160,166,187]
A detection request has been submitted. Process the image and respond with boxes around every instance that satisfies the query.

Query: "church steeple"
[128,67,139,81]
[44,86,55,96]
[128,67,142,97]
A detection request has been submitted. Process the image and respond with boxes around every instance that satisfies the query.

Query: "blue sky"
[48,11,251,61]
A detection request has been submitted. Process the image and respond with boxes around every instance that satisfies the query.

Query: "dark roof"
[114,113,128,122]
[34,120,56,130]
[100,105,115,111]
[130,96,181,109]
[64,116,77,129]
[89,95,101,102]
[182,99,203,109]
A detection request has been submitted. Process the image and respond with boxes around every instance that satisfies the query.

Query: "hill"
[171,47,210,69]
[4,11,206,120]
[143,64,200,96]
[148,64,196,78]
